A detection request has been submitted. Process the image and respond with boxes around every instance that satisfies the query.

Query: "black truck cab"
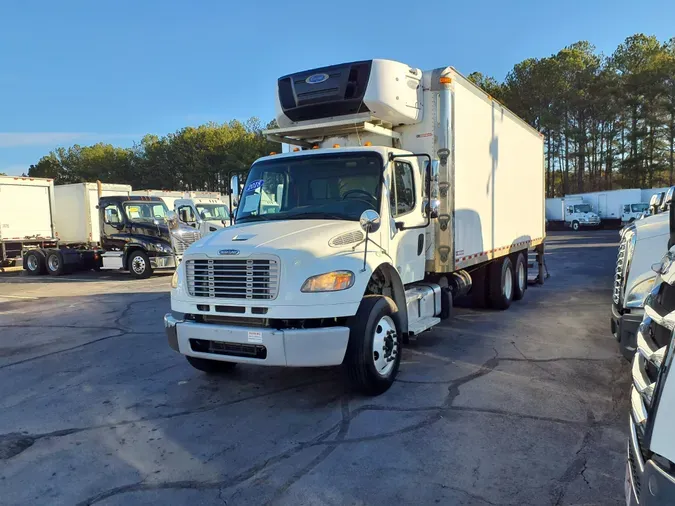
[23,196,201,279]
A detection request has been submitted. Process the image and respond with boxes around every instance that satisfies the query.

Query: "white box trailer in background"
[54,183,132,244]
[0,176,57,266]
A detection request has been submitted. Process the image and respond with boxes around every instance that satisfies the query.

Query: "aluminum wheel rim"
[132,256,146,275]
[517,262,525,292]
[27,255,38,271]
[372,315,398,377]
[48,255,59,271]
[503,266,513,300]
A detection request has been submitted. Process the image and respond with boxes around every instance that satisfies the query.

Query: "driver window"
[390,161,415,217]
[624,205,630,213]
[104,204,121,225]
[178,205,196,223]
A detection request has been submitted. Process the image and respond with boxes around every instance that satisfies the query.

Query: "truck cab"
[625,208,675,505]
[174,197,231,237]
[564,197,601,231]
[97,196,201,278]
[622,203,650,225]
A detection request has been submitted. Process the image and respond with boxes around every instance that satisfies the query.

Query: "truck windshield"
[196,204,230,220]
[123,202,169,222]
[573,204,591,213]
[236,152,383,223]
[631,203,649,212]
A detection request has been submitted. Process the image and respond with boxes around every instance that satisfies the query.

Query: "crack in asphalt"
[0,377,336,461]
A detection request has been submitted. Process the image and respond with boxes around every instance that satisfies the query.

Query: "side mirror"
[230,175,240,200]
[199,211,207,220]
[166,211,179,229]
[428,198,440,219]
[359,209,381,234]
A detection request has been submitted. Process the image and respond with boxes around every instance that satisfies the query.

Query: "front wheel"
[344,295,402,396]
[128,251,153,279]
[572,221,580,231]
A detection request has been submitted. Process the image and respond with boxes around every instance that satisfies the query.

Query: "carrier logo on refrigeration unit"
[218,249,240,256]
[305,73,329,84]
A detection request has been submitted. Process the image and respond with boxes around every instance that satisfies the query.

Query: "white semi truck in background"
[624,203,675,505]
[165,59,546,394]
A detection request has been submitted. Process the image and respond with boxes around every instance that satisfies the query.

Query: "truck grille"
[613,228,635,306]
[630,254,674,463]
[186,258,279,299]
[172,231,200,255]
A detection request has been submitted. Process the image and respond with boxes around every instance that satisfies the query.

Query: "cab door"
[100,202,127,251]
[385,159,426,284]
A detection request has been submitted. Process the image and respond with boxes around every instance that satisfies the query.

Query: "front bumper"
[150,254,180,270]
[626,417,675,505]
[611,305,643,360]
[164,314,350,367]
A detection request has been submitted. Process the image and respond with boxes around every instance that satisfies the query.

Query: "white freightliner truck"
[545,196,600,230]
[165,59,546,394]
[613,188,675,359]
[132,190,231,236]
[625,202,675,505]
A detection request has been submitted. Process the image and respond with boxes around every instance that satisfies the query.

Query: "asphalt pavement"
[0,230,629,505]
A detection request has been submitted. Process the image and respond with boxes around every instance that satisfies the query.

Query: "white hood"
[185,219,365,259]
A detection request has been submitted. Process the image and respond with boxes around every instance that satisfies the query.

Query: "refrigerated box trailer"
[0,176,57,266]
[165,59,546,395]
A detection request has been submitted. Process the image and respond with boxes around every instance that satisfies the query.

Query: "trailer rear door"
[0,182,53,240]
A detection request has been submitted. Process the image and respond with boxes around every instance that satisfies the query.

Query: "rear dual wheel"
[486,252,527,310]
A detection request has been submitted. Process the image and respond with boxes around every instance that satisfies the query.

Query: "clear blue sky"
[1,0,673,175]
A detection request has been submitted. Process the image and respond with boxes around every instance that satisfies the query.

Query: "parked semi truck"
[165,59,546,394]
[132,190,231,237]
[174,196,231,236]
[625,204,675,505]
[613,187,675,359]
[23,182,201,278]
[0,175,58,267]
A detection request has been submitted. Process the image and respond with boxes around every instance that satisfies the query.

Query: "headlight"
[155,243,172,253]
[301,271,354,292]
[171,269,179,289]
[625,276,657,308]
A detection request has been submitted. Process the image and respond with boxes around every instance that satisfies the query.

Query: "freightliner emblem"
[305,73,329,84]
[218,249,240,255]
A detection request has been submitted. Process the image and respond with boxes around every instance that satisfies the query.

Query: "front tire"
[345,295,402,396]
[186,356,237,374]
[128,251,153,279]
[572,220,580,231]
[512,252,527,301]
[488,257,514,310]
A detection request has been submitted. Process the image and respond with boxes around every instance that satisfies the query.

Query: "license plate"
[624,463,632,506]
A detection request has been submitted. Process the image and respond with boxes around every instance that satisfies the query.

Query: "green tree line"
[469,34,675,197]
[28,118,280,192]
